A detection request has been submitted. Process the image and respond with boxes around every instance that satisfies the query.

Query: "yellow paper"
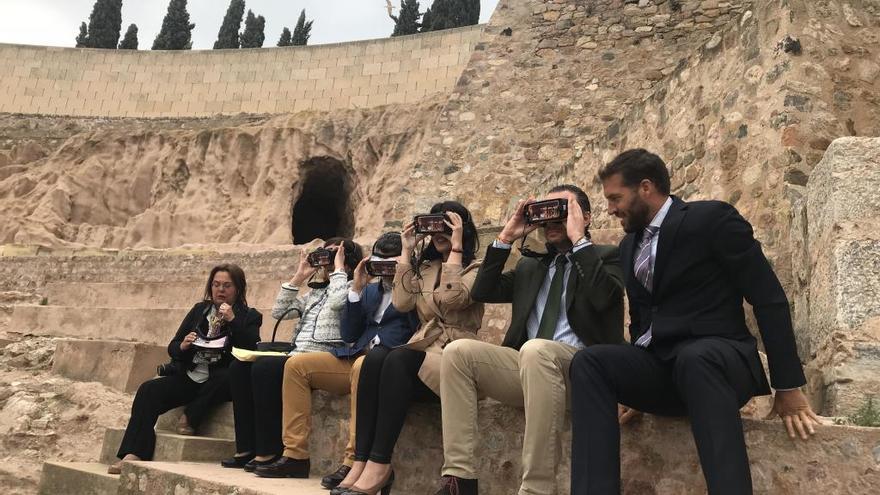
[232,347,288,361]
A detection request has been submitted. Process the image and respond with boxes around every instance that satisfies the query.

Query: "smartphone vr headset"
[413,213,452,235]
[306,247,334,267]
[524,198,568,225]
[366,259,397,277]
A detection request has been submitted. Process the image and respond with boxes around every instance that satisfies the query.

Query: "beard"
[621,196,652,233]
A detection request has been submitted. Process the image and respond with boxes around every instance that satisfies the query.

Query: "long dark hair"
[415,201,479,268]
[203,264,248,307]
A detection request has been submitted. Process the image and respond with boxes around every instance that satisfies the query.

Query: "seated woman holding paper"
[222,238,362,472]
[108,264,262,474]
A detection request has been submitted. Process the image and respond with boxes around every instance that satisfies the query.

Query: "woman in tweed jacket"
[223,237,362,472]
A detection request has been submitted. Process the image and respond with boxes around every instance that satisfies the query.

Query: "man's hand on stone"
[618,404,640,425]
[764,389,822,440]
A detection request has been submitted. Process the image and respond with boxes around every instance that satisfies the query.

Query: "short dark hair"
[373,231,402,257]
[324,237,364,280]
[204,264,248,307]
[598,149,671,195]
[548,184,591,212]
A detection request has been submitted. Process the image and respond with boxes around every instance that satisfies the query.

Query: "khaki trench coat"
[391,259,484,394]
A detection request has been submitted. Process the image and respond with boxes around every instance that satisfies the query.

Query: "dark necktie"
[633,226,660,347]
[536,255,569,340]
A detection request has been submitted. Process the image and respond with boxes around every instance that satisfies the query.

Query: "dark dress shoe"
[220,453,255,469]
[433,475,478,495]
[243,455,280,473]
[322,464,352,488]
[254,456,310,478]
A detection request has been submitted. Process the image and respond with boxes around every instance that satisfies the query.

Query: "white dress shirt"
[493,238,591,348]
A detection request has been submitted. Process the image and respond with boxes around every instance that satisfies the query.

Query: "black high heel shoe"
[343,469,394,495]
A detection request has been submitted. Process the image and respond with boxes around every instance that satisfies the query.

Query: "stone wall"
[0,26,483,118]
[801,137,880,416]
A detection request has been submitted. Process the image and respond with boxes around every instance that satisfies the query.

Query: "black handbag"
[256,307,301,353]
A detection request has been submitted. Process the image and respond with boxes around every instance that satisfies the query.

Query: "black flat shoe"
[322,464,352,489]
[254,456,310,478]
[244,455,280,473]
[220,453,255,469]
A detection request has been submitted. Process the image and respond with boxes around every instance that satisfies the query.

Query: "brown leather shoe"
[107,461,123,475]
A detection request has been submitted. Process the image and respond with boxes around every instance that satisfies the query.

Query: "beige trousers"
[281,352,364,464]
[440,339,579,495]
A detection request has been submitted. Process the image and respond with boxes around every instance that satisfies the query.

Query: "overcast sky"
[0,0,499,49]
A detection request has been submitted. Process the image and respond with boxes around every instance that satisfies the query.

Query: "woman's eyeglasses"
[212,282,234,290]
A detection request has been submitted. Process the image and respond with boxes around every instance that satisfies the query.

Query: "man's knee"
[443,338,487,366]
[673,341,722,377]
[569,346,614,386]
[518,339,562,370]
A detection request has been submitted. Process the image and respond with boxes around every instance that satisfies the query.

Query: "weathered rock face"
[393,0,880,299]
[0,101,450,248]
[802,137,880,416]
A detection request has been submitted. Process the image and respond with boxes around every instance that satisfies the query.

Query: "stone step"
[43,281,284,310]
[152,394,880,495]
[100,428,235,465]
[117,461,328,495]
[157,403,236,440]
[53,339,169,393]
[10,305,290,346]
[38,461,118,495]
[41,391,880,495]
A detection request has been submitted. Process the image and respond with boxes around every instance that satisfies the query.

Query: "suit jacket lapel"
[565,255,578,310]
[521,256,550,313]
[652,197,687,294]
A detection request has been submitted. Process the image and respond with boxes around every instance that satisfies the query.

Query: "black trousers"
[354,347,438,463]
[569,338,757,495]
[228,356,289,456]
[117,370,230,460]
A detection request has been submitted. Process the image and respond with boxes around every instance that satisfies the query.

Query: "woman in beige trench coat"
[333,201,484,495]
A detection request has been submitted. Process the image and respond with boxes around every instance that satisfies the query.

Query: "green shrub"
[848,396,880,427]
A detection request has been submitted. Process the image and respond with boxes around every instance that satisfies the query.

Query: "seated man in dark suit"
[569,149,821,495]
[434,185,625,495]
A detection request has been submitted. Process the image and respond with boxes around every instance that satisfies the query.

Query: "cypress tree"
[152,0,196,50]
[75,22,89,48]
[118,24,139,49]
[85,0,123,49]
[291,10,313,46]
[422,0,479,32]
[420,8,433,33]
[214,0,245,49]
[239,10,266,48]
[390,0,422,37]
[278,27,292,47]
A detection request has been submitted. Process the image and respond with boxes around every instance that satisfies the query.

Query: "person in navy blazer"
[339,241,421,357]
[569,149,821,495]
[311,232,420,489]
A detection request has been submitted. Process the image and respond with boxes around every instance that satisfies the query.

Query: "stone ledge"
[53,339,169,393]
[117,461,327,495]
[100,428,235,465]
[156,391,880,494]
[11,305,281,345]
[38,461,118,495]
